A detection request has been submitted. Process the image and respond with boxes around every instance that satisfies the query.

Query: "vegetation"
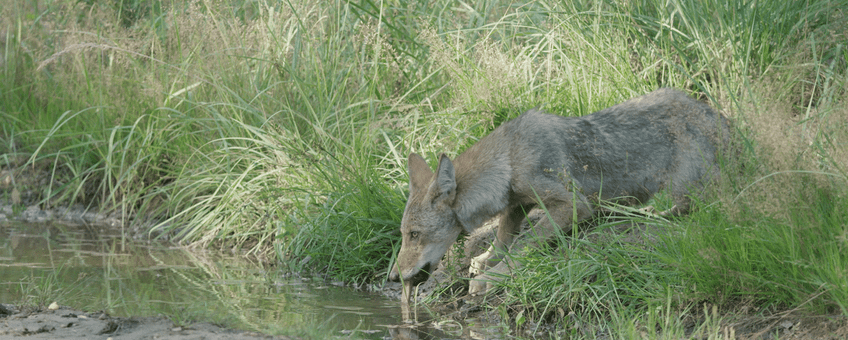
[1,0,846,337]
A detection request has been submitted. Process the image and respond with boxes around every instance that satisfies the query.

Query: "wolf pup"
[388,88,730,296]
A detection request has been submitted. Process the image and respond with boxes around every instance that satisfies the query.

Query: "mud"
[0,304,291,340]
[722,313,848,340]
[0,167,132,233]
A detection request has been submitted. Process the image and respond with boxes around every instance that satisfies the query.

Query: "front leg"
[469,188,593,296]
[468,205,527,276]
[469,258,515,295]
[469,244,495,275]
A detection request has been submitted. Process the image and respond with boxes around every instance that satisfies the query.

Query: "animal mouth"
[409,262,432,285]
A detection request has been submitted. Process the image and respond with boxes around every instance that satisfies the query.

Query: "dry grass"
[724,83,847,221]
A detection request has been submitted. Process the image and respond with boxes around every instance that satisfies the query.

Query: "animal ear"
[429,153,457,205]
[407,153,434,196]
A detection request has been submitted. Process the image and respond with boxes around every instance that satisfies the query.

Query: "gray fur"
[388,88,731,296]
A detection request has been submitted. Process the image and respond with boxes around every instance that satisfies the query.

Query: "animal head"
[389,153,463,286]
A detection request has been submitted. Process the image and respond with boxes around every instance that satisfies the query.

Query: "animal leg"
[469,189,593,295]
[470,205,527,275]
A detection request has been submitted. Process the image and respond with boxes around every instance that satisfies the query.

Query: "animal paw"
[468,262,511,296]
[469,245,495,275]
[468,274,495,296]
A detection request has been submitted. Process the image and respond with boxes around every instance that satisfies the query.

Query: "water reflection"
[0,221,470,339]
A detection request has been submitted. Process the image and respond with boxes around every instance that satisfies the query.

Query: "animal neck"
[449,142,512,233]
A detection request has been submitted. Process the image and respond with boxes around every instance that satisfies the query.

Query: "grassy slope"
[1,0,846,336]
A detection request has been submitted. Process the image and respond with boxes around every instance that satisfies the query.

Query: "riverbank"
[2,211,846,339]
[0,219,438,340]
[0,304,292,340]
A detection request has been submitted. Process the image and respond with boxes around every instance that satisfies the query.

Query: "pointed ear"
[429,153,457,205]
[407,153,434,196]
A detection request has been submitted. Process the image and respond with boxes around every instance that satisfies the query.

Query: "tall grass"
[1,0,846,335]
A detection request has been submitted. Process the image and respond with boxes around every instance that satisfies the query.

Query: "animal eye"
[410,231,419,239]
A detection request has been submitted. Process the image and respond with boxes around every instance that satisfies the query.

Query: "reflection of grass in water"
[14,228,80,309]
[10,236,353,338]
[101,245,288,332]
[17,267,62,309]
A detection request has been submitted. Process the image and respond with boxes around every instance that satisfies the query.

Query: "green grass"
[670,184,847,313]
[1,0,846,337]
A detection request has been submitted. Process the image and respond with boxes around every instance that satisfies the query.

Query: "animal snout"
[388,262,432,285]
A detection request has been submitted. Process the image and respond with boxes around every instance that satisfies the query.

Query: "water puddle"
[0,221,485,339]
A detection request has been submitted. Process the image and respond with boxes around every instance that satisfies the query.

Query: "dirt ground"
[0,304,296,340]
[720,313,848,340]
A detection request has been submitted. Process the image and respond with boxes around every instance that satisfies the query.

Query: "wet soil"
[721,313,848,340]
[0,304,291,340]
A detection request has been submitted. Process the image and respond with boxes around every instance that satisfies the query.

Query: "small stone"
[48,302,59,310]
[779,320,793,329]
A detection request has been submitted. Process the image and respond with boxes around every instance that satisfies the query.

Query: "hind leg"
[660,147,723,217]
[660,165,716,217]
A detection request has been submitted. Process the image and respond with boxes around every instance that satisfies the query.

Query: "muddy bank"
[0,304,293,340]
[0,203,122,228]
[0,166,169,241]
[0,167,129,230]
